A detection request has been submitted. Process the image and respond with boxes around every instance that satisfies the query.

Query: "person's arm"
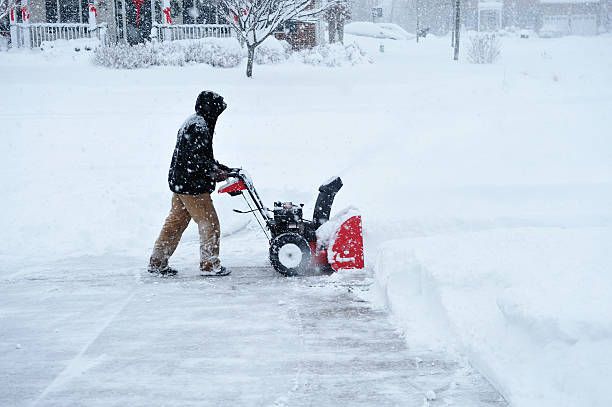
[190,120,231,182]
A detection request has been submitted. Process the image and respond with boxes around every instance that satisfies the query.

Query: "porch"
[10,22,109,48]
[4,0,234,48]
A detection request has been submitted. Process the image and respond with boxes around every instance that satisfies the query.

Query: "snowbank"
[371,228,612,407]
[345,21,414,40]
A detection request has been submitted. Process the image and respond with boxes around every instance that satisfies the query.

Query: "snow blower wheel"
[269,233,312,276]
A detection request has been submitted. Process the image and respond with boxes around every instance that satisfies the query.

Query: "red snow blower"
[219,170,364,276]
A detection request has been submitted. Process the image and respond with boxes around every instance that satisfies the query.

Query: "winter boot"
[148,265,178,276]
[200,265,231,277]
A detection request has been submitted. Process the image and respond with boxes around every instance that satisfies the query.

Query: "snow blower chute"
[219,170,364,276]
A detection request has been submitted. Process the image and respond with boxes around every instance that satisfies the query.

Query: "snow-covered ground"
[1,33,611,406]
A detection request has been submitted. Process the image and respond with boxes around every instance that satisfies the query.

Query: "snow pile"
[316,206,361,251]
[345,21,413,40]
[254,37,291,64]
[297,42,371,67]
[371,228,612,407]
[93,38,243,69]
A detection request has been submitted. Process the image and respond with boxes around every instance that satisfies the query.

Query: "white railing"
[153,23,234,41]
[15,23,108,49]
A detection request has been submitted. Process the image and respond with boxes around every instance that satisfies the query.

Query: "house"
[5,0,231,47]
[5,0,324,48]
[477,0,503,30]
[537,0,604,35]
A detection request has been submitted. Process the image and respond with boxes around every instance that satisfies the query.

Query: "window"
[46,0,89,23]
[45,0,58,22]
[183,0,219,24]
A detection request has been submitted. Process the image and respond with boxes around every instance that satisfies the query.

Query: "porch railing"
[152,23,234,41]
[14,23,108,49]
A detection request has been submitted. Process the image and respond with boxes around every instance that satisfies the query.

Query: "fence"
[14,23,108,49]
[152,24,234,41]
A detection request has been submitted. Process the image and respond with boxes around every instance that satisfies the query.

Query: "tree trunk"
[246,45,255,78]
[453,0,461,60]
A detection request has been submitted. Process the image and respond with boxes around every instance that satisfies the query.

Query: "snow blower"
[219,170,364,276]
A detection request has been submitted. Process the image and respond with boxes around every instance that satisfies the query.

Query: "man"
[326,0,351,44]
[149,91,232,276]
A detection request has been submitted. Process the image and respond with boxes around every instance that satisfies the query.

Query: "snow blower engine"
[219,170,364,276]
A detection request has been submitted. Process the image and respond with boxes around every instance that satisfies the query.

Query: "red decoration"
[133,0,145,26]
[20,6,30,21]
[163,7,172,24]
[89,4,97,16]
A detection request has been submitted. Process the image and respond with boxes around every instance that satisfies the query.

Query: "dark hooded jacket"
[168,91,229,195]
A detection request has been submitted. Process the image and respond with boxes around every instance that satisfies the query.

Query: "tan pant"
[149,193,221,271]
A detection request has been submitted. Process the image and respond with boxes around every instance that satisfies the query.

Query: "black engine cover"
[270,202,304,237]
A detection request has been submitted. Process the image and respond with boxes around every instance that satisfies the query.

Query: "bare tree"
[219,0,328,77]
[0,0,18,20]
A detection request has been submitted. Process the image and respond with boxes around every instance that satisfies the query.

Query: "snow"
[315,206,361,257]
[369,228,612,406]
[254,36,291,64]
[345,21,415,40]
[40,38,101,53]
[1,32,612,406]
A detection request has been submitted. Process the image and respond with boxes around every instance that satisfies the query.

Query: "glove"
[216,162,231,172]
[211,168,229,182]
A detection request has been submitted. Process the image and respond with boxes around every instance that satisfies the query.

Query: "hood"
[195,91,227,121]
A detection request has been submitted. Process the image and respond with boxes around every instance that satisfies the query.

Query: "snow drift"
[371,228,612,407]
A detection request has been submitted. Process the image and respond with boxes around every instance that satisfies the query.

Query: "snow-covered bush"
[93,43,154,69]
[183,38,244,67]
[254,37,291,65]
[297,42,371,67]
[153,41,186,66]
[94,38,370,70]
[467,33,501,64]
[93,38,243,69]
